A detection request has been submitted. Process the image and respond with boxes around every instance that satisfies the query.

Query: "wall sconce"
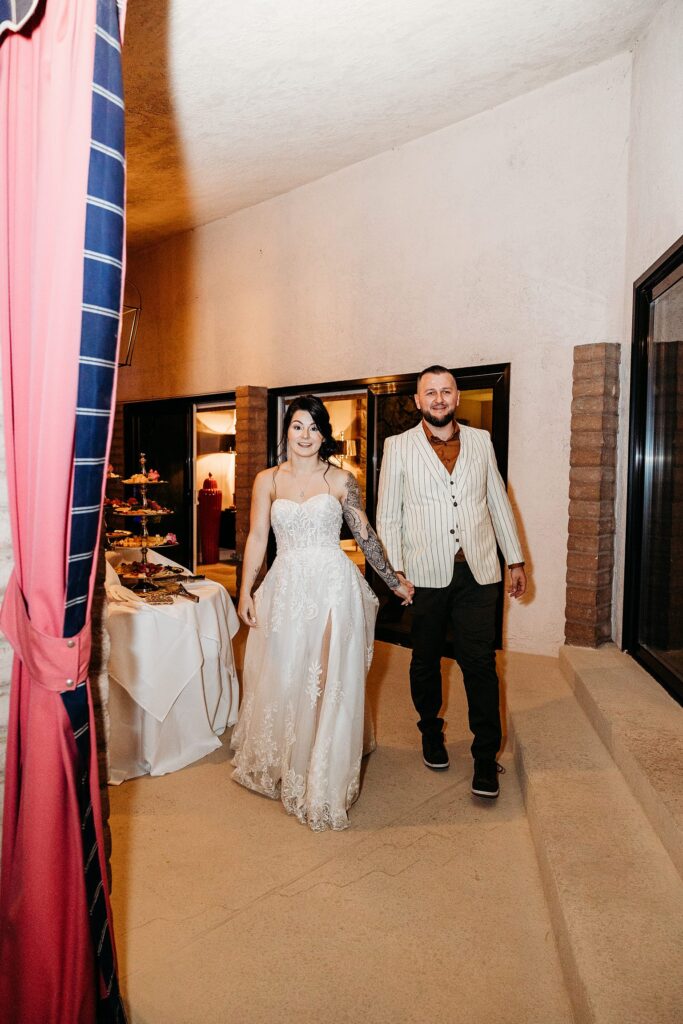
[339,432,358,470]
[118,281,142,367]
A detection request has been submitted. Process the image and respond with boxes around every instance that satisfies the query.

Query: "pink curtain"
[0,1,127,1020]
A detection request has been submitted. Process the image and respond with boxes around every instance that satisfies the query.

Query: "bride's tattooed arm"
[341,475,401,590]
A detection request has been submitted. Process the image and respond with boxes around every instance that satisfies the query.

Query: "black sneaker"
[422,733,449,771]
[471,760,504,798]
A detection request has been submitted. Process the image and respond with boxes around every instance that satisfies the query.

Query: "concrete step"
[503,652,683,1024]
[559,643,683,880]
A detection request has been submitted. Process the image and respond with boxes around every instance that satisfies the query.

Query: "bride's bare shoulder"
[253,467,279,492]
[327,465,358,500]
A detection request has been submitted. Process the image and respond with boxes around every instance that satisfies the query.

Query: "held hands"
[508,565,527,599]
[238,593,257,627]
[392,573,415,606]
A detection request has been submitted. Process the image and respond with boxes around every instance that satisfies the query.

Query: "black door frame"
[623,233,683,703]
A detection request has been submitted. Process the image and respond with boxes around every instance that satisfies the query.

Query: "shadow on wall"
[119,1,196,403]
[103,4,195,898]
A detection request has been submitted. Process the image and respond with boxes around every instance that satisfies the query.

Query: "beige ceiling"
[123,0,663,250]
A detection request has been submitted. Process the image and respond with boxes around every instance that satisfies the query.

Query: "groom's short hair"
[416,364,456,387]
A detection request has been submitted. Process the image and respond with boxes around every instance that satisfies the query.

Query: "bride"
[232,395,413,832]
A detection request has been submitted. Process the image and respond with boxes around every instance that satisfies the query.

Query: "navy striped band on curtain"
[61,1,127,1020]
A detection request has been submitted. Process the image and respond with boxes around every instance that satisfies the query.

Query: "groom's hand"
[508,565,527,599]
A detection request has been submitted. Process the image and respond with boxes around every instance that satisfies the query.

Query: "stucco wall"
[613,0,683,644]
[120,54,633,656]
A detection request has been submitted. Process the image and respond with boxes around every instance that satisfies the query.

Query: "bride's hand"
[392,580,414,606]
[238,593,257,626]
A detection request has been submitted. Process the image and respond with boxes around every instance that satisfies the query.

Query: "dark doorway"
[268,364,511,654]
[624,235,683,705]
[123,391,236,574]
[365,365,510,652]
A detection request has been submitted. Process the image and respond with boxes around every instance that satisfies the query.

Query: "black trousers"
[409,560,501,762]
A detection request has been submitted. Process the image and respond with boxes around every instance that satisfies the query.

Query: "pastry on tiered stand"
[110,452,177,592]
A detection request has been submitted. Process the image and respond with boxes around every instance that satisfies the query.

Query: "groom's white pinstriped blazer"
[376,422,524,588]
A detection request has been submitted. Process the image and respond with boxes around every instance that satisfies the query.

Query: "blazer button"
[450,529,455,534]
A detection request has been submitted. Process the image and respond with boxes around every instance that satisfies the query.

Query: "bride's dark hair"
[280,395,340,462]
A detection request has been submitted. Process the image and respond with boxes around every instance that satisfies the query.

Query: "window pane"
[638,275,683,679]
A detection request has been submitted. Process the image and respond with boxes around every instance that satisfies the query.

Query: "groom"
[376,365,526,798]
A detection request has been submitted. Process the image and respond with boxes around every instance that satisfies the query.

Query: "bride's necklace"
[290,464,322,500]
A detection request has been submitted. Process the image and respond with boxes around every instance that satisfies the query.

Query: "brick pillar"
[565,343,620,647]
[235,386,268,593]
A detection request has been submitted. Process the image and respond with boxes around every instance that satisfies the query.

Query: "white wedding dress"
[231,492,379,831]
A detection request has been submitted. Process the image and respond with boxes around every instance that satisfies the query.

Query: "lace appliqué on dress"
[231,493,379,832]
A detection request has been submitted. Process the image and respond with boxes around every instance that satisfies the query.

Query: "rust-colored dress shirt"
[422,419,524,569]
[422,420,467,561]
[422,418,461,474]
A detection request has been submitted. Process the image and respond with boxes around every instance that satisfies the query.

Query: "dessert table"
[104,549,240,783]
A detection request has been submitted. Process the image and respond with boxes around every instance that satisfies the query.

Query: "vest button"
[450,529,455,535]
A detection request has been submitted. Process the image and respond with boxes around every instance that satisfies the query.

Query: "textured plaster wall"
[613,0,683,644]
[121,54,633,656]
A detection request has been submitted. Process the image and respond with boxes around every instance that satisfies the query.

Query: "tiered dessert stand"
[107,453,176,592]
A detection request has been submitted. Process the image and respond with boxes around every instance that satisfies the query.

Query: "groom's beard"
[422,411,456,429]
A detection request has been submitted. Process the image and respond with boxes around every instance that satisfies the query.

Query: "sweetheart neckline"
[273,493,341,509]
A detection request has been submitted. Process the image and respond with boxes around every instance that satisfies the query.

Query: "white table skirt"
[105,549,240,783]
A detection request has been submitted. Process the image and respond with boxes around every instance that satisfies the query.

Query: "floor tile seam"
[360,827,459,855]
[114,778,497,960]
[144,787,470,951]
[117,843,378,951]
[277,858,424,897]
[271,791,479,896]
[118,783,512,960]
[151,852,428,957]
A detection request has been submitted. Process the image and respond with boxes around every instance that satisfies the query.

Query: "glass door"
[195,402,237,596]
[625,237,683,703]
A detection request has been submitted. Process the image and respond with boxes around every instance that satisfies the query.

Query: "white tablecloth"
[105,549,240,783]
